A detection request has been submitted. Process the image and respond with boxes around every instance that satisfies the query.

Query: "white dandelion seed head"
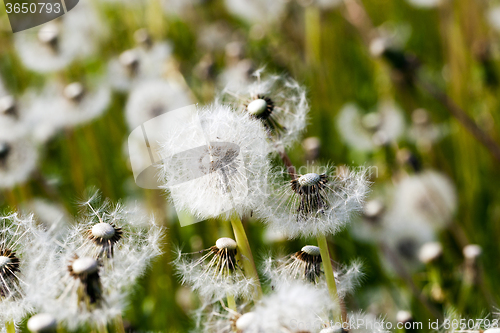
[31,196,163,331]
[0,135,38,189]
[337,101,404,152]
[14,2,105,73]
[27,313,57,333]
[263,252,364,299]
[215,237,237,250]
[219,70,309,150]
[387,170,457,231]
[488,6,500,32]
[223,0,287,25]
[0,213,54,324]
[107,42,172,92]
[418,241,443,264]
[408,109,446,146]
[257,164,370,239]
[0,89,32,140]
[125,79,194,130]
[173,243,257,302]
[239,281,337,333]
[158,103,271,220]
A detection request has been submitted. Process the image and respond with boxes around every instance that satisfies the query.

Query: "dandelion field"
[1,0,500,332]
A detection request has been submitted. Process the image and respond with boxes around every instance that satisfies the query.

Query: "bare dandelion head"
[27,313,57,333]
[68,256,102,305]
[63,82,86,104]
[0,247,20,298]
[174,238,256,301]
[87,223,123,258]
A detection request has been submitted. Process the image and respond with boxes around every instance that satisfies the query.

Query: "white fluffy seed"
[418,242,443,264]
[247,99,268,116]
[236,312,256,330]
[72,257,98,275]
[0,256,11,268]
[301,245,321,256]
[215,237,237,250]
[91,223,116,240]
[27,313,57,333]
[298,173,321,187]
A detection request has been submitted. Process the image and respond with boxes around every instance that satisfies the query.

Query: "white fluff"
[0,135,38,189]
[219,70,309,150]
[158,104,271,220]
[257,165,370,239]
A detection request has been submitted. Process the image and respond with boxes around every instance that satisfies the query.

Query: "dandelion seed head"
[258,165,370,238]
[301,245,321,256]
[396,310,413,324]
[0,95,17,117]
[216,237,237,250]
[70,257,98,276]
[463,244,482,260]
[63,82,85,103]
[27,313,57,333]
[219,70,309,149]
[0,136,38,189]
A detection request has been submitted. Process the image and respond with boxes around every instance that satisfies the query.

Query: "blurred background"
[1,0,500,331]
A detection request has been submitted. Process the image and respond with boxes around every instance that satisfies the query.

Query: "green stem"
[227,294,237,312]
[5,321,15,333]
[114,315,126,333]
[230,214,263,299]
[317,234,341,321]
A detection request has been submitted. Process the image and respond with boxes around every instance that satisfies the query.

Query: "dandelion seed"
[258,165,369,239]
[174,237,256,301]
[219,70,309,149]
[27,313,57,333]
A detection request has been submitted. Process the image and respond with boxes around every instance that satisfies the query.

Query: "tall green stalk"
[230,214,263,300]
[317,234,341,321]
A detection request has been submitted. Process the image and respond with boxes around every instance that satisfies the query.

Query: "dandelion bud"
[236,312,256,331]
[134,28,153,49]
[119,50,140,76]
[418,242,443,264]
[37,23,59,52]
[0,95,17,117]
[27,313,57,333]
[63,83,85,103]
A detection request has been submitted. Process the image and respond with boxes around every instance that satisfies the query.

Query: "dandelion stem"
[114,315,126,333]
[5,321,15,333]
[230,214,263,299]
[227,294,237,312]
[317,234,341,321]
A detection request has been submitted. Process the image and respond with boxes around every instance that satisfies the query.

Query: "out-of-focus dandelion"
[223,0,287,26]
[405,0,440,8]
[408,109,447,150]
[107,41,172,92]
[234,282,337,333]
[259,165,369,239]
[14,3,104,73]
[158,104,270,220]
[0,135,38,189]
[418,241,443,265]
[174,237,257,301]
[337,101,404,152]
[125,79,194,130]
[220,70,309,149]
